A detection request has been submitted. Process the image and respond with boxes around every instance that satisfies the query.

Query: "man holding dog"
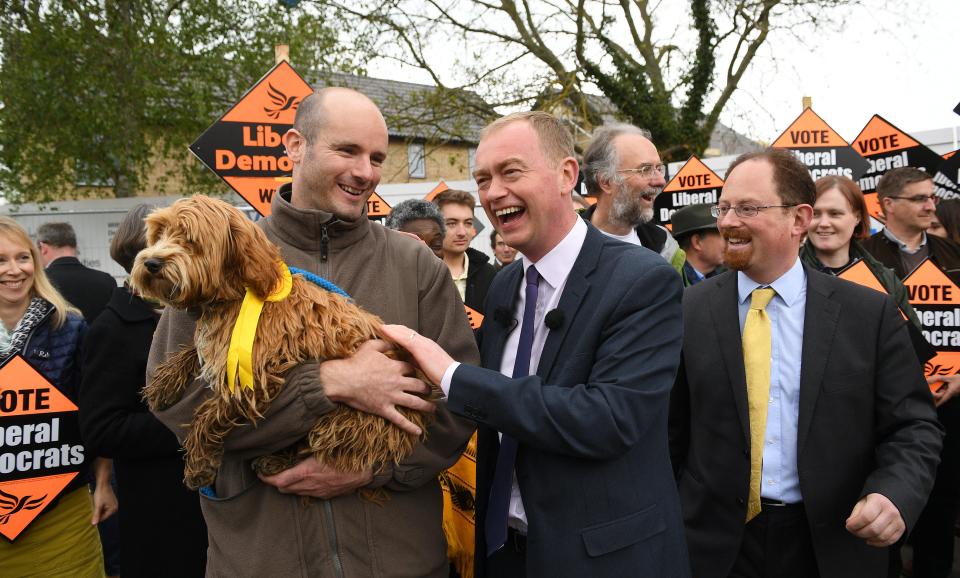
[382,111,690,577]
[147,87,477,577]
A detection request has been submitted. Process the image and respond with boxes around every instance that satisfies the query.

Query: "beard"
[610,182,661,227]
[722,229,754,271]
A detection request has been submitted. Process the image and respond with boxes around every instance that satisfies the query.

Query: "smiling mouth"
[0,280,25,289]
[496,206,525,224]
[339,183,365,197]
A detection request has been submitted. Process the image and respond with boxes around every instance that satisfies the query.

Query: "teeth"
[340,184,363,195]
[496,207,523,217]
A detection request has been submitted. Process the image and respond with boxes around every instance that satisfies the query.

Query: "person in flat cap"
[672,203,725,286]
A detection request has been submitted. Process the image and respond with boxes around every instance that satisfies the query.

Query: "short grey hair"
[582,124,652,196]
[36,222,77,248]
[384,199,446,236]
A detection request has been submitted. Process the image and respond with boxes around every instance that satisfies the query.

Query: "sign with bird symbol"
[0,356,85,541]
[190,61,313,217]
[903,260,960,392]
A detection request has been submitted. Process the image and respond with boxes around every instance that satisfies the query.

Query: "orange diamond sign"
[903,260,960,392]
[190,61,314,217]
[0,355,86,541]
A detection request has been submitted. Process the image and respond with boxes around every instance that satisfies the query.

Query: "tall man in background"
[37,221,116,322]
[434,188,497,313]
[862,166,960,578]
[579,123,686,272]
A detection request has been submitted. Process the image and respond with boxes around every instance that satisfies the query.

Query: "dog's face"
[131,195,281,308]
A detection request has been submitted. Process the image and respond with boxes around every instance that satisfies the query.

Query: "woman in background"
[79,205,207,577]
[800,175,922,329]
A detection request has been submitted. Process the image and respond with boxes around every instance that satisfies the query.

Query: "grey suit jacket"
[670,265,943,578]
[449,223,691,577]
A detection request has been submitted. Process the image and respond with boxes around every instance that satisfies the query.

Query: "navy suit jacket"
[448,223,691,577]
[669,266,943,578]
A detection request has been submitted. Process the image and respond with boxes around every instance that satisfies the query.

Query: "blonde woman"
[0,217,110,577]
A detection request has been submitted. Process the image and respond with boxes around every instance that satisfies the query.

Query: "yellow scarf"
[226,264,293,393]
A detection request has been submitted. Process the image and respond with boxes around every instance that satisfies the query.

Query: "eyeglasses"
[618,164,666,178]
[886,194,940,205]
[711,204,798,218]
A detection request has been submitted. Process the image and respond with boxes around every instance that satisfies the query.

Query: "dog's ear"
[228,209,283,298]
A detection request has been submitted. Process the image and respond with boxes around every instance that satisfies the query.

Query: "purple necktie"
[485,265,540,555]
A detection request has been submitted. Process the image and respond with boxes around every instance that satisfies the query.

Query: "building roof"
[309,71,495,145]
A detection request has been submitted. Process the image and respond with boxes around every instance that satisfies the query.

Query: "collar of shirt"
[521,218,588,290]
[452,252,470,281]
[737,257,806,309]
[883,226,927,255]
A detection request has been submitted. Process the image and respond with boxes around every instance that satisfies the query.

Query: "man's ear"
[282,128,307,164]
[689,233,703,253]
[559,156,579,197]
[794,204,814,236]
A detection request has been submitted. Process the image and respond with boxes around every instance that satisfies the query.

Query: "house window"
[408,142,426,178]
[468,147,477,176]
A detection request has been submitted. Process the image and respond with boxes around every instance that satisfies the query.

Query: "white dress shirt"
[441,218,588,531]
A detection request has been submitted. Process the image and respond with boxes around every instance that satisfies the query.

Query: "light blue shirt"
[737,258,806,504]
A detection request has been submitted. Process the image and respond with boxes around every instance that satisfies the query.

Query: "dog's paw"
[144,346,201,410]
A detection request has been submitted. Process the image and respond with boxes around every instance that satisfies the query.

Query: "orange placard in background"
[190,61,314,217]
[0,355,86,541]
[0,473,77,541]
[903,260,960,391]
[464,305,484,330]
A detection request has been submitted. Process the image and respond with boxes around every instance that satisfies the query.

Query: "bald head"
[293,87,385,143]
[281,86,389,218]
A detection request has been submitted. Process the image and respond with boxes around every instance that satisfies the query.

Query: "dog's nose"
[144,258,164,274]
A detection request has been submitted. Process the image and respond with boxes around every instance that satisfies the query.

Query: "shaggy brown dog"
[132,195,430,490]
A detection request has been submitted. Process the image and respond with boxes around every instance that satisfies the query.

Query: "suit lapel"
[709,273,751,447]
[536,226,602,379]
[797,268,840,456]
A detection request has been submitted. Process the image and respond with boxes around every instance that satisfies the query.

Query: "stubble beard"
[610,182,661,228]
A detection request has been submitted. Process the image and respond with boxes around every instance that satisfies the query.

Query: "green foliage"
[0,0,363,202]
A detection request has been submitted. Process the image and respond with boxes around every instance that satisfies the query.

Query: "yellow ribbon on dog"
[226,263,293,393]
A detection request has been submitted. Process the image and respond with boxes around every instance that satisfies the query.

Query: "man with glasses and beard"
[669,148,942,578]
[580,124,685,273]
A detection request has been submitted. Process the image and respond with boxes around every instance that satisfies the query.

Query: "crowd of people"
[1,85,957,578]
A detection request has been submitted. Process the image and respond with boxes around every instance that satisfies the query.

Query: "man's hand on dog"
[260,460,373,498]
[321,340,434,436]
[380,324,455,386]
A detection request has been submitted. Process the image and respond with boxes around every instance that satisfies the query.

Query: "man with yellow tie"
[668,148,943,578]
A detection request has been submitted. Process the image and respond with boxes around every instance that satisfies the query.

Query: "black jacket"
[79,287,207,577]
[46,256,116,323]
[861,231,960,285]
[581,204,668,252]
[465,247,497,314]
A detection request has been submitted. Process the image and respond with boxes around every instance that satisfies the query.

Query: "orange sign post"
[464,305,484,330]
[903,260,960,391]
[0,356,85,541]
[190,62,313,217]
[655,156,723,228]
[852,115,945,220]
[425,181,449,202]
[772,108,870,183]
[366,192,392,218]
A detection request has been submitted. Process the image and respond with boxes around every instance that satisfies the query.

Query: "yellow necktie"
[744,287,776,523]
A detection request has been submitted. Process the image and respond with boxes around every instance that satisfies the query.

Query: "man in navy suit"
[382,111,690,578]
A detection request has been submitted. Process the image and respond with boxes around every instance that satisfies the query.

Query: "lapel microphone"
[545,309,565,330]
[493,306,517,329]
